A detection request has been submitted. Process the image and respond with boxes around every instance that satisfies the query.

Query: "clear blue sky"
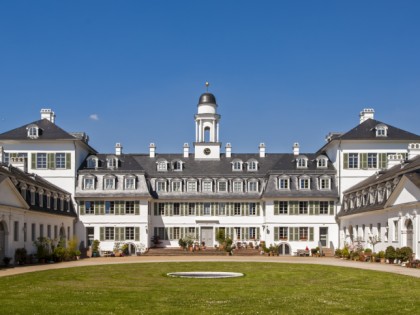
[1,1,419,154]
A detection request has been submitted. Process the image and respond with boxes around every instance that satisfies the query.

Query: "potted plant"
[3,257,11,267]
[385,246,396,264]
[334,248,342,258]
[15,248,27,265]
[33,237,52,263]
[397,247,413,265]
[75,250,81,260]
[378,250,385,263]
[91,239,100,257]
[311,248,318,257]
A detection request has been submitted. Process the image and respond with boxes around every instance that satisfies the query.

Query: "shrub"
[364,248,372,254]
[335,248,342,257]
[33,237,52,260]
[341,247,350,259]
[385,246,396,260]
[15,248,27,265]
[378,251,385,259]
[397,247,413,262]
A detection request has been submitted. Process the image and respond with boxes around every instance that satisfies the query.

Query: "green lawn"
[1,262,419,314]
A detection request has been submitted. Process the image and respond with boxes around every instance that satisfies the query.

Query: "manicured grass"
[1,262,419,314]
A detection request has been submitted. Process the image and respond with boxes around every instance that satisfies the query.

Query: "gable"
[386,176,420,207]
[0,176,29,209]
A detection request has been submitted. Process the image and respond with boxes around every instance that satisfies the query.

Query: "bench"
[296,249,310,257]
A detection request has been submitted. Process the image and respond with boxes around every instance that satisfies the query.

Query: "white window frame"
[187,181,197,192]
[317,158,327,168]
[172,180,182,192]
[297,158,308,168]
[232,160,243,171]
[319,177,331,190]
[125,227,135,240]
[278,177,289,190]
[348,153,359,169]
[172,160,183,171]
[55,153,66,169]
[233,181,243,192]
[27,125,39,139]
[87,157,98,169]
[36,153,47,169]
[124,177,136,190]
[247,160,258,171]
[157,160,168,171]
[218,181,227,192]
[202,180,212,192]
[156,181,166,192]
[248,181,258,192]
[104,176,116,190]
[299,177,310,190]
[84,177,95,190]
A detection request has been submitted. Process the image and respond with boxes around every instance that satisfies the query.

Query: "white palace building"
[1,91,419,261]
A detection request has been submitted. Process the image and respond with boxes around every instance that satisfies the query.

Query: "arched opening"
[405,219,414,250]
[204,127,211,142]
[59,226,66,243]
[278,243,291,255]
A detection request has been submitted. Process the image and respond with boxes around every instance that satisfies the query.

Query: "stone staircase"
[321,248,334,257]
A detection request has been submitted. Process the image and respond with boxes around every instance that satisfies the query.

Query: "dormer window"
[375,124,388,137]
[83,175,95,190]
[299,176,310,190]
[218,179,228,192]
[107,156,118,169]
[296,155,308,168]
[319,176,331,190]
[87,156,98,169]
[172,179,182,192]
[202,180,213,192]
[247,159,258,171]
[232,159,243,171]
[157,159,168,171]
[172,160,183,171]
[156,180,167,192]
[104,175,116,190]
[248,179,259,192]
[233,179,243,192]
[124,176,136,190]
[316,155,328,168]
[187,179,197,192]
[27,124,40,139]
[278,176,290,190]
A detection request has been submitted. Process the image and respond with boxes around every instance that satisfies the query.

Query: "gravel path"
[1,256,420,278]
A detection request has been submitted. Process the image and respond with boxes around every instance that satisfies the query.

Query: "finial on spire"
[205,81,209,92]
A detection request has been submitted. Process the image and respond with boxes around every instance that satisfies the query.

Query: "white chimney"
[183,143,189,158]
[115,143,122,156]
[407,143,420,160]
[40,109,56,123]
[359,108,374,124]
[226,143,232,158]
[149,143,156,158]
[293,142,300,156]
[259,143,266,158]
[387,154,404,169]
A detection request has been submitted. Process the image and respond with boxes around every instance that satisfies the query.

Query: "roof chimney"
[293,142,300,156]
[407,143,420,160]
[359,108,374,124]
[40,109,56,123]
[149,143,156,158]
[387,154,404,170]
[225,143,232,158]
[259,143,266,158]
[183,143,189,158]
[115,143,122,156]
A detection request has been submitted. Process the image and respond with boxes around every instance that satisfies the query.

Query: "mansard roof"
[78,154,145,172]
[339,119,420,141]
[0,119,77,140]
[0,163,76,217]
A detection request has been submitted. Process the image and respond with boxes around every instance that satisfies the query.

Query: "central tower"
[194,91,221,159]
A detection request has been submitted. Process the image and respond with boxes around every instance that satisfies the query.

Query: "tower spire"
[205,81,209,92]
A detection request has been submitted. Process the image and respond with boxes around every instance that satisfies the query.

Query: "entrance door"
[86,227,94,247]
[201,227,213,247]
[0,222,5,262]
[406,220,414,250]
[278,243,290,255]
[319,227,328,247]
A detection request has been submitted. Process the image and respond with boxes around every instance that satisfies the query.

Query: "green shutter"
[169,227,173,240]
[79,201,85,215]
[343,153,349,169]
[195,227,199,240]
[121,201,126,215]
[274,227,279,241]
[211,203,216,216]
[31,153,36,169]
[135,201,140,215]
[115,227,121,241]
[274,201,279,215]
[361,153,368,169]
[48,153,55,169]
[329,201,335,215]
[100,227,105,241]
[135,227,140,241]
[256,228,260,240]
[241,203,245,216]
[181,203,186,216]
[309,201,314,215]
[288,227,294,241]
[256,203,260,216]
[309,227,314,241]
[66,153,71,169]
[99,201,105,215]
[379,153,387,169]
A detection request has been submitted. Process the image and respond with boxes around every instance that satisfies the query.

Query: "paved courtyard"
[1,256,419,278]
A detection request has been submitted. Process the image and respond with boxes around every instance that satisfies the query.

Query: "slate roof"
[0,163,77,217]
[78,154,145,173]
[318,118,420,153]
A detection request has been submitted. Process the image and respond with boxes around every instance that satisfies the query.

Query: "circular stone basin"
[167,272,244,279]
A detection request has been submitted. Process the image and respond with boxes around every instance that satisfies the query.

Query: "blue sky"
[1,1,419,154]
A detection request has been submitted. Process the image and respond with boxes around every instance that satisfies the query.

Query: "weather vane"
[205,81,209,92]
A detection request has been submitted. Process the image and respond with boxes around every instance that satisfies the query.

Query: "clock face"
[204,148,211,155]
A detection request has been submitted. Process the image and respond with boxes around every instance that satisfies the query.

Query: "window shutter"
[256,203,260,216]
[168,203,173,216]
[31,153,36,169]
[100,227,104,241]
[343,153,349,169]
[274,226,279,241]
[379,153,387,169]
[294,227,299,241]
[288,227,294,241]
[66,153,71,169]
[200,203,204,216]
[99,201,105,215]
[241,227,245,240]
[195,227,199,240]
[211,203,216,216]
[256,228,260,240]
[241,203,245,216]
[169,227,173,240]
[274,201,279,215]
[154,203,158,216]
[135,201,140,215]
[181,203,186,216]
[115,227,121,241]
[361,153,368,169]
[309,201,314,215]
[309,227,314,241]
[48,153,55,169]
[121,201,126,215]
[329,201,335,215]
[79,201,85,215]
[135,227,140,241]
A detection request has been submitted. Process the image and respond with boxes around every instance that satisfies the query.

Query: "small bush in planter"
[15,248,27,265]
[385,246,396,262]
[364,248,372,254]
[397,247,413,262]
[334,248,342,257]
[3,257,11,266]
